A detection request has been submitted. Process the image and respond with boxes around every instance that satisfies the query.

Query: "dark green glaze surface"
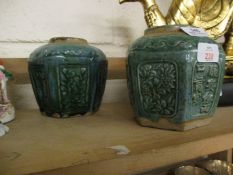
[127,26,225,124]
[28,38,107,118]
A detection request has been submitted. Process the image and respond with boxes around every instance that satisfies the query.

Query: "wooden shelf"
[1,103,233,175]
[1,58,233,174]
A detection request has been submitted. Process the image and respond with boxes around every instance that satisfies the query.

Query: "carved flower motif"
[60,66,88,112]
[139,63,177,116]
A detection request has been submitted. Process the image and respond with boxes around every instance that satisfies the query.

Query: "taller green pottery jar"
[127,26,225,131]
[29,37,107,118]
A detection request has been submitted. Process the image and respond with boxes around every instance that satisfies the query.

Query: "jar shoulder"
[29,43,106,61]
[129,34,223,53]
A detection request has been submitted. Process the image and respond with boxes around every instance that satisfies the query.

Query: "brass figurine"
[225,22,233,56]
[119,0,233,39]
[166,0,233,39]
[119,0,166,27]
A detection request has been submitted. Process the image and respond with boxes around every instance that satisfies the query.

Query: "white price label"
[180,27,208,37]
[197,43,219,62]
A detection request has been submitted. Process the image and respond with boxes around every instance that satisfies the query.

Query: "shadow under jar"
[28,37,107,118]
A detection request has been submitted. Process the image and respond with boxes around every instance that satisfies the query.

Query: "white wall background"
[0,0,172,58]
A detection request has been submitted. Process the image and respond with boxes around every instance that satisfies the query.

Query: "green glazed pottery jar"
[127,26,225,131]
[29,37,107,118]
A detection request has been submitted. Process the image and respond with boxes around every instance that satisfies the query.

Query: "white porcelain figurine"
[0,63,15,137]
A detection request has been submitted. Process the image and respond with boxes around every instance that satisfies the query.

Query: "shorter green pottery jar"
[29,37,107,118]
[127,26,225,131]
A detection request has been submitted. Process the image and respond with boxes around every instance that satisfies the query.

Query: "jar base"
[40,111,94,118]
[136,117,213,131]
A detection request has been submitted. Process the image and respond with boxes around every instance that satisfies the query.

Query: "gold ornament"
[119,0,233,39]
[166,0,233,39]
[225,22,233,56]
[119,0,166,27]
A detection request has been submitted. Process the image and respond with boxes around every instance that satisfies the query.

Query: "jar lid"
[49,37,88,45]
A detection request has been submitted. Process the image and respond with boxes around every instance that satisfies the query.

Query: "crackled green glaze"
[29,37,107,118]
[127,26,225,127]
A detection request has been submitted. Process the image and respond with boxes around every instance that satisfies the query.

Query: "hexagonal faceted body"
[127,26,225,131]
[28,37,107,118]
